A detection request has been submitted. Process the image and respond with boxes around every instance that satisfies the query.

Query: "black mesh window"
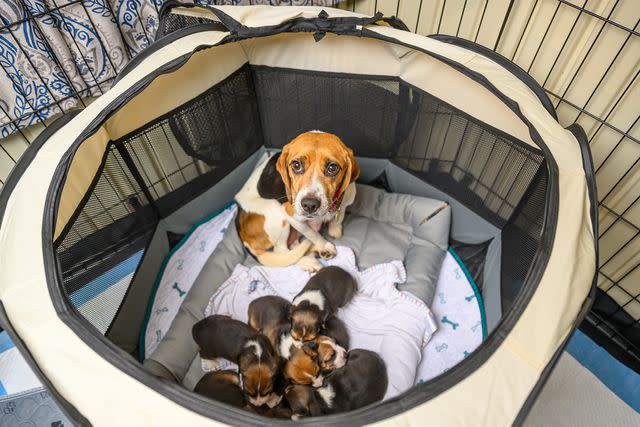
[156,13,226,40]
[169,65,262,166]
[55,144,157,334]
[54,64,263,334]
[253,66,402,157]
[392,86,548,312]
[500,167,548,312]
[394,90,545,228]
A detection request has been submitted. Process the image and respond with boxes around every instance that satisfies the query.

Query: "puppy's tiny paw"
[318,241,337,260]
[297,256,322,272]
[327,222,342,239]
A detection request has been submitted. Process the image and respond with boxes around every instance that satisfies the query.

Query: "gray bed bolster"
[146,220,247,381]
[339,184,451,305]
[147,183,453,385]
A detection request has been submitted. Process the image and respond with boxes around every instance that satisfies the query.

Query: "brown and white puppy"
[290,266,357,342]
[283,345,323,388]
[315,335,347,375]
[193,370,245,408]
[192,315,282,408]
[285,349,388,418]
[248,295,299,352]
[235,131,360,271]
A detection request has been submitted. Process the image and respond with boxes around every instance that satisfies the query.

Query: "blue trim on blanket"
[567,329,640,412]
[0,332,15,354]
[68,251,144,308]
[448,247,487,340]
[138,202,237,362]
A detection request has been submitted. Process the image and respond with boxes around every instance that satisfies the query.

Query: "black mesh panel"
[54,65,262,334]
[156,13,225,40]
[253,66,401,157]
[394,90,545,228]
[55,144,156,333]
[500,167,548,312]
[169,65,262,166]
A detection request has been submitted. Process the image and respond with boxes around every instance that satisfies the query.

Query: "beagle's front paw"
[314,241,337,260]
[327,221,343,239]
[297,256,322,272]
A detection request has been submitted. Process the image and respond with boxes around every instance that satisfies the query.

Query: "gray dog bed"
[143,182,451,389]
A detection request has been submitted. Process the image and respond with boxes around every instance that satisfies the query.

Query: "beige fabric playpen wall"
[0,0,638,366]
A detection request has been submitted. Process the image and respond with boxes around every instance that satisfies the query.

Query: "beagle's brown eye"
[291,160,304,174]
[325,162,340,177]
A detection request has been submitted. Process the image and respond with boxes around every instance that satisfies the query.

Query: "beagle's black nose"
[301,197,320,214]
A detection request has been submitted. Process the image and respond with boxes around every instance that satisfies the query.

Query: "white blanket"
[203,246,438,400]
[142,207,486,394]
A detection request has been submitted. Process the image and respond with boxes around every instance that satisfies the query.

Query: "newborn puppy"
[194,370,244,408]
[283,345,323,388]
[192,315,252,360]
[285,384,323,418]
[290,266,357,342]
[315,335,347,374]
[285,349,387,417]
[248,295,299,352]
[192,315,281,408]
[321,316,350,349]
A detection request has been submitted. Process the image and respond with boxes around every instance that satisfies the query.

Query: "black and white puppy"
[285,349,387,418]
[192,315,282,408]
[290,266,357,342]
[193,370,245,408]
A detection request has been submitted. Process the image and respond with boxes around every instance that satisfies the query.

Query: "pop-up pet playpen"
[0,5,597,426]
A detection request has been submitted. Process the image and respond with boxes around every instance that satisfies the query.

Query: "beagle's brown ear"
[337,146,360,200]
[276,149,292,202]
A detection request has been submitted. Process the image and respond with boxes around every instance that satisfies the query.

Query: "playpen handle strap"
[206,8,409,42]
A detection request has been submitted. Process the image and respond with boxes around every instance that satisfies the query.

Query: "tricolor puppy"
[193,370,245,408]
[283,344,323,388]
[290,266,357,342]
[285,349,387,418]
[191,315,282,408]
[235,131,360,271]
[248,295,299,352]
[314,335,347,375]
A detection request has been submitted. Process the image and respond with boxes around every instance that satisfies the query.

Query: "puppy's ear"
[337,145,360,200]
[288,305,295,320]
[276,149,292,202]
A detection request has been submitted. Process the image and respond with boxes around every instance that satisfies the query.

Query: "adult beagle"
[235,131,359,271]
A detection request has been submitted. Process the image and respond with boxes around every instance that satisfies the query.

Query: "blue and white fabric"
[414,248,487,384]
[142,203,237,359]
[0,0,343,138]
